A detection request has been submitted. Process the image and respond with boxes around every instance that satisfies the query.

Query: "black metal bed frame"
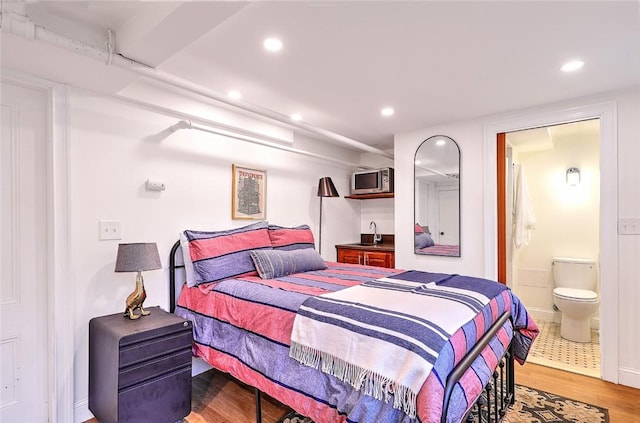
[169,240,514,423]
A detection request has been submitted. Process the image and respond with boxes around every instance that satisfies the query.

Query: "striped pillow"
[268,224,316,251]
[184,221,272,287]
[249,248,327,279]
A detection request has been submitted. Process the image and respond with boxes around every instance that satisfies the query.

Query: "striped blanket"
[175,264,537,423]
[289,275,494,418]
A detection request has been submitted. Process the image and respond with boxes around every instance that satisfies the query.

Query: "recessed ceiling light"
[561,60,585,72]
[227,90,242,100]
[263,37,283,52]
[381,107,394,117]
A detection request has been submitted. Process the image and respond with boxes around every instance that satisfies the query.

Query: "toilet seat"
[553,287,598,302]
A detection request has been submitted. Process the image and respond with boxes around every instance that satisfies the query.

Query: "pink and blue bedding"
[174,261,537,423]
[414,224,460,257]
[415,244,460,257]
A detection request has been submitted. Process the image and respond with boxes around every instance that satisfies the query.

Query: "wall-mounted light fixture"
[566,167,581,186]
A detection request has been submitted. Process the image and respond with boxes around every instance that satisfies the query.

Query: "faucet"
[369,221,382,245]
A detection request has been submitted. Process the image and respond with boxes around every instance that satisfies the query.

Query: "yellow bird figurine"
[124,271,150,319]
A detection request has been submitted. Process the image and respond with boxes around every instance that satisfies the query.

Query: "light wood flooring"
[86,363,640,422]
[515,362,640,422]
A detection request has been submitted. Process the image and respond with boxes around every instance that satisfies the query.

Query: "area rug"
[277,384,609,423]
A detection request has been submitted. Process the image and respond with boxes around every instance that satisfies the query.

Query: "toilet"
[552,257,599,343]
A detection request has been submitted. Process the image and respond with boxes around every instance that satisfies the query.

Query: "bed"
[413,225,460,257]
[415,244,460,257]
[169,222,538,423]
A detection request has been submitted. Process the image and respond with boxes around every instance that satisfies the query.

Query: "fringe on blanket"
[289,342,418,419]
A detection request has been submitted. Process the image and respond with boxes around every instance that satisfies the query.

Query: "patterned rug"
[277,384,609,422]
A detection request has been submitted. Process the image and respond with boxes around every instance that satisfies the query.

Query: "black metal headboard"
[169,240,183,313]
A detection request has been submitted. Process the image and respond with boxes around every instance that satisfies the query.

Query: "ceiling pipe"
[111,91,294,146]
[1,11,393,160]
[170,120,371,170]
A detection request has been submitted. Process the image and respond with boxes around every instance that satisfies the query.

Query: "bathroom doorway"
[502,119,601,378]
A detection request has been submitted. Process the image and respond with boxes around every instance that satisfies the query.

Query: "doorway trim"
[482,101,618,384]
[2,70,73,421]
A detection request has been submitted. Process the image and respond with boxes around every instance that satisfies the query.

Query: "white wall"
[615,88,640,388]
[512,131,600,320]
[394,87,640,388]
[68,88,363,420]
[357,152,395,237]
[395,120,486,273]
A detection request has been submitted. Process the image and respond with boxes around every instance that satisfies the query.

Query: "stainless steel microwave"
[351,167,394,195]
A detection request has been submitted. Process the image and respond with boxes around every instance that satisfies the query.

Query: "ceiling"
[507,119,600,153]
[3,1,639,150]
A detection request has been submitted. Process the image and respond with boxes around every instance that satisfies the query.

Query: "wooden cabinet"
[89,307,193,423]
[336,247,395,268]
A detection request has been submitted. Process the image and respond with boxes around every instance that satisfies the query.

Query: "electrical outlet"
[618,218,640,235]
[99,220,122,240]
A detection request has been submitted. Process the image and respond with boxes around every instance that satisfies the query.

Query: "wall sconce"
[566,167,581,186]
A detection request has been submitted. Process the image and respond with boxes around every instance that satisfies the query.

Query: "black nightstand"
[89,307,193,423]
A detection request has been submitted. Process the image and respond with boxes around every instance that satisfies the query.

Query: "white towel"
[513,164,536,249]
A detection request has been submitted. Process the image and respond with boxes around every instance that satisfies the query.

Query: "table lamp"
[115,242,161,319]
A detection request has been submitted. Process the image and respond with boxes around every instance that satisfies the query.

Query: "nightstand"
[89,306,193,423]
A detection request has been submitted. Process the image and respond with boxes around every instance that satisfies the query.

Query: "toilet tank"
[552,257,597,290]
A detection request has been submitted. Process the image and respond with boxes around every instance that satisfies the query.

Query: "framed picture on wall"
[231,164,267,220]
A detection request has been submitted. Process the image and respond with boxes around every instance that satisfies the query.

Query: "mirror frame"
[413,135,461,257]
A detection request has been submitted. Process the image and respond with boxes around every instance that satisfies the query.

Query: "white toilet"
[552,257,599,343]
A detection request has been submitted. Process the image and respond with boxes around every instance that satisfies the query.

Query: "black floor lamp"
[317,177,339,256]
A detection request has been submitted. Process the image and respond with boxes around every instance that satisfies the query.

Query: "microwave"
[351,168,394,195]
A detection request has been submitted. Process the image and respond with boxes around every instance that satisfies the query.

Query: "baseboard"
[619,366,640,389]
[526,307,600,329]
[74,398,92,423]
[192,356,213,376]
[526,307,556,323]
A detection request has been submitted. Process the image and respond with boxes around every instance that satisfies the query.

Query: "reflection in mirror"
[414,135,460,256]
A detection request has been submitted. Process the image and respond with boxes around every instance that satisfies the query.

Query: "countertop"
[335,233,395,252]
[335,242,395,252]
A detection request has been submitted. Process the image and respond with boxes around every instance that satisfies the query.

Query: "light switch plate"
[99,220,122,240]
[618,218,640,235]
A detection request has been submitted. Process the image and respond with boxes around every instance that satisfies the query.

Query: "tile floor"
[527,320,600,378]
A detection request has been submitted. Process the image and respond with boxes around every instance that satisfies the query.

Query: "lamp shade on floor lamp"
[317,177,339,256]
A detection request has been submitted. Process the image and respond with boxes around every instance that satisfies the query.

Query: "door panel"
[0,82,48,422]
[438,189,459,245]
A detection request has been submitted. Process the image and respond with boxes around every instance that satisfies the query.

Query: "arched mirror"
[414,135,460,256]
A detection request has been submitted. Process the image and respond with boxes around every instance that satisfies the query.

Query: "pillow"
[268,224,316,250]
[415,223,425,234]
[415,233,435,249]
[249,248,327,279]
[184,221,272,287]
[179,231,197,287]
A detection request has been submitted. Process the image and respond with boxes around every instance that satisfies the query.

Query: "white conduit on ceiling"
[170,120,371,170]
[2,12,394,161]
[97,93,372,169]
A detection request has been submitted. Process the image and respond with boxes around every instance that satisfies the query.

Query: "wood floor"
[86,363,640,422]
[515,363,640,422]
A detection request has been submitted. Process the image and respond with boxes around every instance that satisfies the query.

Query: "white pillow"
[179,231,197,287]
